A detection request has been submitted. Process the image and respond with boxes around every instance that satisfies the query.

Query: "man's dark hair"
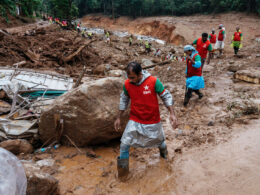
[126,62,142,75]
[202,33,208,38]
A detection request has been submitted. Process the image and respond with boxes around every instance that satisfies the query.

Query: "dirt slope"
[82,12,260,47]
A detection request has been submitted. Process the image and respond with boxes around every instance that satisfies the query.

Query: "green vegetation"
[1,0,259,22]
[75,0,260,17]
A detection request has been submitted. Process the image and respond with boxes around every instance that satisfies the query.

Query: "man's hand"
[167,106,178,129]
[170,114,178,129]
[186,56,192,61]
[114,117,121,132]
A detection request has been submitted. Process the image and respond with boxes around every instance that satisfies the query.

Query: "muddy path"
[174,119,260,195]
[49,52,260,194]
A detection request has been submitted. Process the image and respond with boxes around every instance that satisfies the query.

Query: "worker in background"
[139,38,143,47]
[145,41,151,53]
[215,24,226,56]
[231,27,243,55]
[183,45,204,106]
[105,30,111,44]
[81,28,86,38]
[114,62,178,180]
[48,16,53,24]
[209,29,216,46]
[77,22,81,33]
[129,35,133,46]
[61,20,67,29]
[192,33,213,70]
[209,29,216,57]
[87,32,93,39]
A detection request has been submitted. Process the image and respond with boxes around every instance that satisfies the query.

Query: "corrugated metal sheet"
[0,67,73,91]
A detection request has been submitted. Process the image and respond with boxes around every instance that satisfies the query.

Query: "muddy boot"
[159,146,168,159]
[194,90,203,99]
[117,157,129,179]
[184,88,192,106]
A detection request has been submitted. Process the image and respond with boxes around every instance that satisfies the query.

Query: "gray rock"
[23,161,59,195]
[0,139,33,155]
[39,77,129,147]
[142,58,153,67]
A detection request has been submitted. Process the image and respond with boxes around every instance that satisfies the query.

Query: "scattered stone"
[256,54,260,58]
[93,64,111,75]
[36,159,55,167]
[39,77,129,147]
[234,69,260,84]
[203,65,214,72]
[0,139,33,155]
[0,100,11,114]
[142,58,153,67]
[208,121,214,126]
[23,161,59,195]
[227,64,243,72]
[174,147,182,153]
[229,60,235,64]
[107,70,124,77]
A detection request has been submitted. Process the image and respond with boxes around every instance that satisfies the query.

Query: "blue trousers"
[120,141,167,159]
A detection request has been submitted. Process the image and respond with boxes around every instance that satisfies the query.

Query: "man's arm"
[192,55,202,68]
[207,43,213,64]
[115,88,130,131]
[192,39,198,46]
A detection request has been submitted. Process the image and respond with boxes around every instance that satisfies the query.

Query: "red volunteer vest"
[210,33,216,43]
[125,76,160,124]
[187,53,202,78]
[218,29,224,41]
[234,32,241,41]
[196,37,210,59]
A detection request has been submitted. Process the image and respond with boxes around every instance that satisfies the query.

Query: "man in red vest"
[215,24,226,56]
[114,62,178,179]
[183,45,205,106]
[209,29,217,45]
[192,33,213,70]
[231,27,243,55]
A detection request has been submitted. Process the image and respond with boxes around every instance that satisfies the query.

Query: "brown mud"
[1,13,260,194]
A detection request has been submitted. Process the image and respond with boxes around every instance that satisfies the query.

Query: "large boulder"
[234,69,260,84]
[0,139,33,155]
[23,161,59,195]
[39,77,128,147]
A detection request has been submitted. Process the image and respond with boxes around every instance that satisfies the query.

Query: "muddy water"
[174,120,260,195]
[54,146,176,194]
[53,119,260,195]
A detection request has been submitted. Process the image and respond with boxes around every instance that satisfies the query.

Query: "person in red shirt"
[209,29,217,45]
[192,33,213,70]
[114,62,178,179]
[231,27,243,55]
[215,24,226,56]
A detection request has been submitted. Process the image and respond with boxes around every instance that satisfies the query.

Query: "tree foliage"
[75,0,260,17]
[1,0,259,22]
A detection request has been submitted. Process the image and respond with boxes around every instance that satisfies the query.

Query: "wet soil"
[175,120,260,195]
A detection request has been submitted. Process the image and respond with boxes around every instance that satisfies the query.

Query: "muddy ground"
[1,13,260,194]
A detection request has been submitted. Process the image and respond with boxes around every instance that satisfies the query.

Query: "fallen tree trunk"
[143,59,172,69]
[62,40,95,63]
